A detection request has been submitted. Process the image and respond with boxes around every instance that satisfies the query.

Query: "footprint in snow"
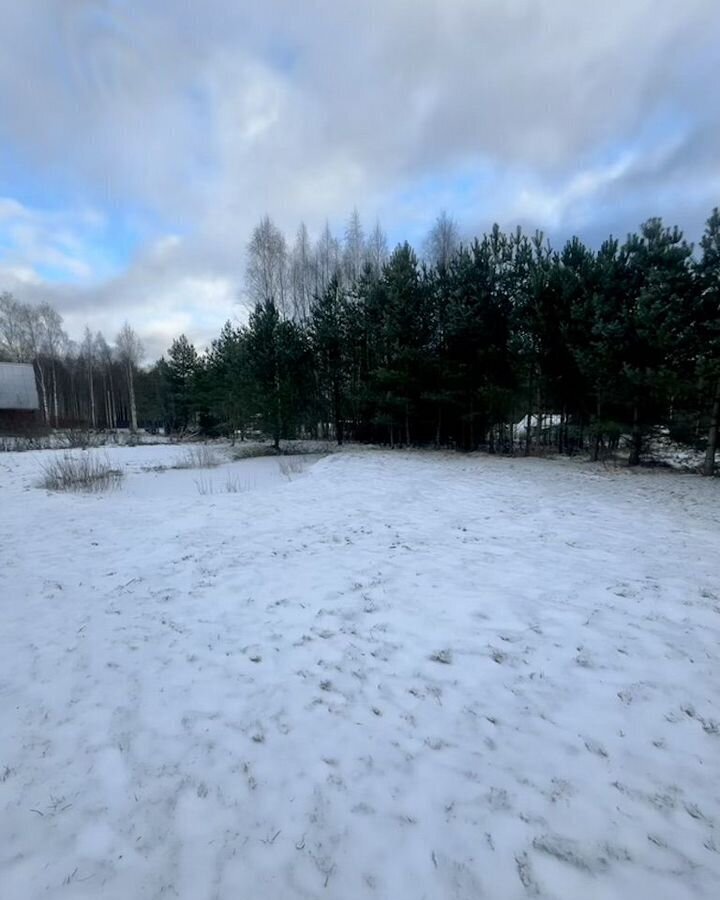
[583,737,609,758]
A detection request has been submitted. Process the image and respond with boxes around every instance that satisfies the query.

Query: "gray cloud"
[0,0,718,356]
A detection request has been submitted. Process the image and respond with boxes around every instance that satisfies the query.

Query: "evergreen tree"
[310,275,350,444]
[619,220,694,464]
[246,301,314,448]
[371,243,432,446]
[206,322,254,440]
[696,209,720,474]
[167,334,199,431]
[247,300,283,448]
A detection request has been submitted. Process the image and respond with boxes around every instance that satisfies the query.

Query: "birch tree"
[39,304,67,426]
[246,216,289,317]
[290,222,315,322]
[343,208,365,285]
[365,221,388,279]
[115,323,144,432]
[0,292,26,361]
[424,210,460,270]
[315,222,341,296]
[81,327,97,428]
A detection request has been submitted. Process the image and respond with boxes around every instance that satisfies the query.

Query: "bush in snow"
[39,453,123,493]
[278,457,307,479]
[194,472,254,495]
[176,445,222,469]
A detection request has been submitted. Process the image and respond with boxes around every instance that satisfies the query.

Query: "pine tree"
[696,209,720,475]
[247,300,283,448]
[620,220,694,464]
[310,275,349,444]
[206,322,254,441]
[167,335,199,431]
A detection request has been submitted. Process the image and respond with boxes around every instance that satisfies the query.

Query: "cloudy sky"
[1,0,719,358]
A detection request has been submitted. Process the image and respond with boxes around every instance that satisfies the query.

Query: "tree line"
[0,293,144,432]
[1,208,719,474]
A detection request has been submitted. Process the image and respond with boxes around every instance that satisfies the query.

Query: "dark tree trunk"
[703,378,720,476]
[591,400,602,462]
[628,401,641,467]
[333,377,343,445]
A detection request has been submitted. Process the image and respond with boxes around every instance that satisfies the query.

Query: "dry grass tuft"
[39,453,123,493]
[176,445,222,469]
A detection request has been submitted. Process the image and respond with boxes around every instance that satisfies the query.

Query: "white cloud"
[511,155,637,230]
[0,0,719,354]
[0,197,104,281]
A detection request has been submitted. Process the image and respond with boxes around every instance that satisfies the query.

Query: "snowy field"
[1,445,719,900]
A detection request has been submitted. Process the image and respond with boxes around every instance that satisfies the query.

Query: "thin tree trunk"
[695,376,704,442]
[591,400,602,462]
[52,360,59,427]
[273,335,281,450]
[34,361,49,424]
[524,369,533,456]
[127,362,138,432]
[628,401,641,466]
[89,366,96,428]
[107,368,117,429]
[703,378,720,476]
[535,387,543,448]
[524,411,532,457]
[333,378,343,446]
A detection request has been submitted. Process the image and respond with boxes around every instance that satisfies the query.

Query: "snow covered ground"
[1,445,719,899]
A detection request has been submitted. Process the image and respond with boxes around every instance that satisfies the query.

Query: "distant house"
[0,362,41,431]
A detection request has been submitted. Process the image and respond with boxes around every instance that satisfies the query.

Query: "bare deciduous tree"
[115,323,144,432]
[424,210,460,269]
[19,303,50,422]
[81,327,97,428]
[95,332,117,428]
[343,208,365,285]
[246,216,289,317]
[290,222,315,322]
[315,221,341,296]
[0,292,26,361]
[39,304,67,426]
[365,220,388,278]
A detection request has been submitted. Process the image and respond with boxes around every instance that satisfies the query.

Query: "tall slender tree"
[115,323,144,432]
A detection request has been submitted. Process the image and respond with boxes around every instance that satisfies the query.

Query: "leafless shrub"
[194,474,214,495]
[39,453,123,493]
[231,443,280,461]
[278,457,307,479]
[224,473,254,493]
[57,429,104,450]
[177,445,222,469]
[0,434,52,452]
[195,472,255,495]
[231,440,334,461]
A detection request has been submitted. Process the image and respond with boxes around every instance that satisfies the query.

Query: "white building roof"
[0,363,40,411]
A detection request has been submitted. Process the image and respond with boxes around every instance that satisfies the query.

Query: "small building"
[0,362,41,431]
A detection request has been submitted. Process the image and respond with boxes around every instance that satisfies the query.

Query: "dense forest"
[1,208,719,474]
